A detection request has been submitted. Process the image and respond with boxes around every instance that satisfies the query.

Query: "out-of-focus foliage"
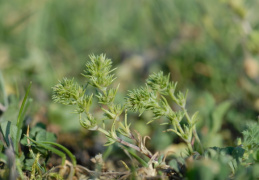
[1,0,259,178]
[241,122,259,162]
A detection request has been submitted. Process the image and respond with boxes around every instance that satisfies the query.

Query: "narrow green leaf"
[36,141,77,167]
[15,82,32,154]
[26,136,66,166]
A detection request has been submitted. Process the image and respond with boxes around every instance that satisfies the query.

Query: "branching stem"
[168,88,204,154]
[97,124,153,159]
[115,137,152,159]
[182,108,204,154]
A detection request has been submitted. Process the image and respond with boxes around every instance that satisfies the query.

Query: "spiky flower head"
[126,86,158,115]
[82,54,116,91]
[52,78,83,105]
[146,71,170,95]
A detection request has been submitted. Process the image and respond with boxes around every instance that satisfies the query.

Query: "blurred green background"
[1,0,259,150]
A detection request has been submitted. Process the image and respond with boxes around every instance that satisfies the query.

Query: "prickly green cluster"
[126,86,158,115]
[126,71,203,153]
[82,54,116,91]
[52,78,83,105]
[52,54,122,131]
[52,78,93,114]
[146,71,170,95]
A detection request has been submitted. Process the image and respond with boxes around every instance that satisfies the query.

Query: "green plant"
[53,54,203,156]
[2,53,259,179]
[52,54,155,160]
[0,74,33,179]
[53,55,199,161]
[52,54,259,179]
[0,73,76,179]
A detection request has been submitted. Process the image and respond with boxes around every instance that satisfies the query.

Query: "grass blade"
[15,82,32,154]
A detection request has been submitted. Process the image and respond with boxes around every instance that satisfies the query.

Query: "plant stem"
[96,127,110,136]
[116,137,153,159]
[174,120,185,135]
[182,109,204,154]
[97,127,152,158]
[169,91,203,154]
[187,141,193,154]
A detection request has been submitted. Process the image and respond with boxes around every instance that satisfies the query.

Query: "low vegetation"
[1,54,259,179]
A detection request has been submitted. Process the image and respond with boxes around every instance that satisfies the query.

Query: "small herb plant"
[51,54,259,179]
[53,54,202,157]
